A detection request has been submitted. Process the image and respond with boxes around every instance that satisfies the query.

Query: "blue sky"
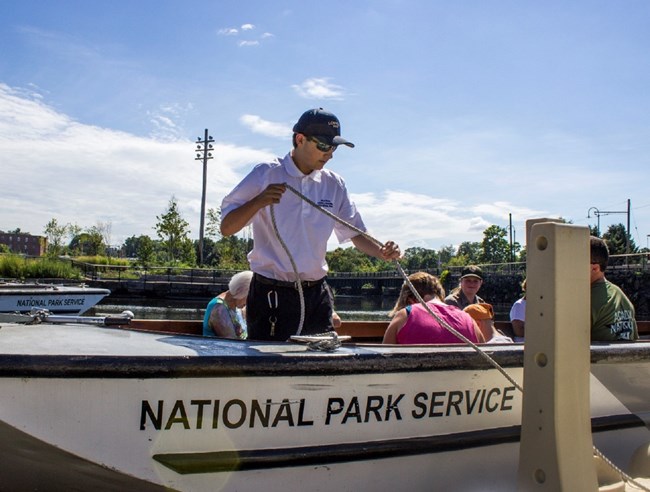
[1,1,650,252]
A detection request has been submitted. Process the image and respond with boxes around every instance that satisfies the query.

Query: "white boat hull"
[0,283,110,315]
[0,321,649,491]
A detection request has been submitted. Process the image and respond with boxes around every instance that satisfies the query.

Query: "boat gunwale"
[0,347,525,378]
[0,332,648,378]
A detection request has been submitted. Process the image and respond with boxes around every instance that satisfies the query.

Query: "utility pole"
[508,213,514,264]
[626,198,631,256]
[195,129,214,266]
[587,199,631,255]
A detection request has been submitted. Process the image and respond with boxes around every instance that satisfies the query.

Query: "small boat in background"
[0,281,110,315]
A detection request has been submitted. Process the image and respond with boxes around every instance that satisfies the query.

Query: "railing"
[66,252,650,285]
[68,260,242,285]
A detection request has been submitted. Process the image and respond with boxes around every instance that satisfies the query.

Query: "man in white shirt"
[220,108,401,340]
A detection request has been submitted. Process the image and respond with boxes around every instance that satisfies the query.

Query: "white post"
[517,220,597,491]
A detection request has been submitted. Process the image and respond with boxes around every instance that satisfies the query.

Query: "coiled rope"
[271,181,649,490]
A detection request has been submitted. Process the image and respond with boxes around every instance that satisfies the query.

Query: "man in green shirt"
[590,236,638,341]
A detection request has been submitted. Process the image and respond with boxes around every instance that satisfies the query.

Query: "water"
[89,295,397,321]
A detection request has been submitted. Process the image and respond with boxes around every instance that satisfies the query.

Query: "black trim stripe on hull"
[152,414,644,475]
[0,342,648,378]
[1,334,649,379]
[0,351,526,378]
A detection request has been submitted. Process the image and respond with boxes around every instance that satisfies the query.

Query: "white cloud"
[292,78,346,100]
[218,24,272,46]
[0,83,272,245]
[0,83,513,252]
[334,190,509,251]
[4,82,642,253]
[218,27,238,36]
[471,202,546,222]
[240,114,292,138]
[146,102,194,141]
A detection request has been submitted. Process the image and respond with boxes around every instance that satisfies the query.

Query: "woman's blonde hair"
[388,272,445,317]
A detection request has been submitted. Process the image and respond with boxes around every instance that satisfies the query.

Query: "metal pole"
[195,130,214,266]
[199,129,208,266]
[509,213,513,264]
[587,207,600,235]
[587,202,630,249]
[626,198,631,256]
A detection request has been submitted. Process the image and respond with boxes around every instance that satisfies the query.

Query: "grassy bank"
[0,254,83,280]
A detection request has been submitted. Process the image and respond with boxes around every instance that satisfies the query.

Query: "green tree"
[447,254,470,267]
[136,235,156,268]
[211,236,250,269]
[96,221,113,254]
[603,223,637,255]
[200,237,218,265]
[43,218,68,256]
[68,223,82,245]
[457,241,481,263]
[205,207,221,239]
[402,247,439,271]
[326,247,375,272]
[69,233,91,256]
[85,226,106,256]
[69,227,105,256]
[123,235,140,258]
[517,247,527,263]
[480,225,510,264]
[155,196,192,265]
[178,237,197,266]
[438,245,455,266]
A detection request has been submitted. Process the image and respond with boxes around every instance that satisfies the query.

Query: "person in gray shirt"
[445,265,485,310]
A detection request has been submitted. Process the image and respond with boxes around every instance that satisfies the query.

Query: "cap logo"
[328,120,340,129]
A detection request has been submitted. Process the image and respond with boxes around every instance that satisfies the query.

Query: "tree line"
[35,197,641,273]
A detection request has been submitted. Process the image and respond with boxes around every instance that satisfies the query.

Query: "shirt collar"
[282,152,322,182]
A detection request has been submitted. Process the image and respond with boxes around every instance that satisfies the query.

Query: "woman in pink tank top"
[383,272,484,345]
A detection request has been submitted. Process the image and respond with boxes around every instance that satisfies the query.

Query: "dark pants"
[246,273,334,341]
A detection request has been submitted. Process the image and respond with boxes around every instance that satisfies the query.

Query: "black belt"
[254,273,325,289]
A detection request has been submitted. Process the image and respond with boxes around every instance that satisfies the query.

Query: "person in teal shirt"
[590,237,638,341]
[203,271,253,339]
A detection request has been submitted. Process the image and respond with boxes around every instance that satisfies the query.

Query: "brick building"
[0,231,47,256]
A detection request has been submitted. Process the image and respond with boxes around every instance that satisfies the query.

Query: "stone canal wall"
[86,268,650,320]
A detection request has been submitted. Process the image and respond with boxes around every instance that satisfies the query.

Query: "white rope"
[282,182,519,389]
[278,182,649,489]
[270,203,306,336]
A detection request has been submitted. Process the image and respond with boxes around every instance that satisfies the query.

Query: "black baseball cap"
[292,108,355,148]
[460,265,483,280]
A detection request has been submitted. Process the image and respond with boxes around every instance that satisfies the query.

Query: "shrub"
[0,254,82,280]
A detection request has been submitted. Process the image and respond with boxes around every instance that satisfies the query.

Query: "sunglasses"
[306,135,337,152]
